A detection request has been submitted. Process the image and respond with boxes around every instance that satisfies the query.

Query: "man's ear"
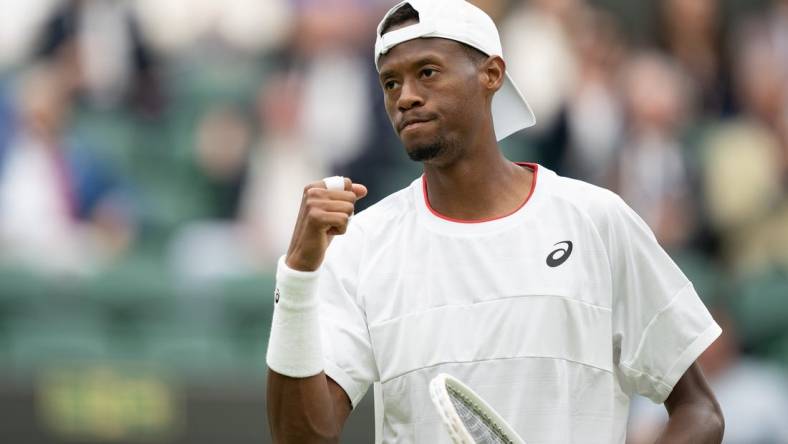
[479,56,506,95]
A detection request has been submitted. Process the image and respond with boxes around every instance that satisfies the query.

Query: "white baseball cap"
[374,0,536,141]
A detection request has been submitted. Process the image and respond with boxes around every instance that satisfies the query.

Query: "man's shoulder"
[540,168,649,246]
[541,168,624,218]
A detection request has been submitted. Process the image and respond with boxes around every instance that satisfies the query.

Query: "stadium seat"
[0,267,65,369]
[212,275,276,375]
[7,318,108,379]
[0,267,50,315]
[76,257,177,361]
[143,323,241,381]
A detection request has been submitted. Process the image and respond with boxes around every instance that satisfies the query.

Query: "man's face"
[378,37,484,164]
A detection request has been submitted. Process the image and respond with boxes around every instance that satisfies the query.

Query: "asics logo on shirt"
[275,288,280,304]
[546,241,573,267]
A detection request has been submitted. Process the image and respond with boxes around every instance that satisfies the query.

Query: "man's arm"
[267,371,352,443]
[657,362,724,443]
[265,177,367,444]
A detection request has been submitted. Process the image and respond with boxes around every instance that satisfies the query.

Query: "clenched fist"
[285,177,368,272]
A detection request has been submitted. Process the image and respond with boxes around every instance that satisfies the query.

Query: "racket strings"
[447,385,513,444]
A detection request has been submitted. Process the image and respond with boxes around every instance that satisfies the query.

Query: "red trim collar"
[422,162,539,224]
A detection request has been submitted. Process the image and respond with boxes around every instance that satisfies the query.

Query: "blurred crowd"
[0,0,787,441]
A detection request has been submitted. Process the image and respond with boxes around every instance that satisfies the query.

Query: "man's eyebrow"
[379,54,445,81]
[379,69,396,81]
[411,54,444,68]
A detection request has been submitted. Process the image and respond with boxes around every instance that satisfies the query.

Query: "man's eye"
[384,80,399,90]
[421,68,436,78]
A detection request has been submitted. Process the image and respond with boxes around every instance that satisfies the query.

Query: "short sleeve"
[318,220,378,408]
[601,194,721,403]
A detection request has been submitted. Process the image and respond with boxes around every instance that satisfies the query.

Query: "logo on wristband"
[275,288,280,304]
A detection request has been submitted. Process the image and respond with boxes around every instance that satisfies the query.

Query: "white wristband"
[266,255,324,378]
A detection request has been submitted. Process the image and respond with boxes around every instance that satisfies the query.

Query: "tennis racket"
[429,373,526,444]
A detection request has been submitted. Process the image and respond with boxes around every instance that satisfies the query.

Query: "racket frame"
[429,373,526,444]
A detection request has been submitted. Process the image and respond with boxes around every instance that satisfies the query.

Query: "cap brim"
[492,72,536,141]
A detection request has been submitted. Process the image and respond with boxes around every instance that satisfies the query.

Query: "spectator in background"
[770,0,788,63]
[498,0,589,171]
[131,0,293,56]
[167,0,389,278]
[166,103,257,282]
[289,0,375,174]
[699,21,788,272]
[564,7,626,185]
[611,53,698,251]
[657,0,731,116]
[294,0,421,208]
[240,71,327,267]
[36,0,165,117]
[469,0,511,22]
[500,0,579,134]
[628,306,788,443]
[192,105,252,220]
[0,64,136,275]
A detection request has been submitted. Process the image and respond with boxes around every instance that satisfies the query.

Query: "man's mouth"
[398,117,434,133]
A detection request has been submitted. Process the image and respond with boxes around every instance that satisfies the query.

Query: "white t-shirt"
[318,164,721,444]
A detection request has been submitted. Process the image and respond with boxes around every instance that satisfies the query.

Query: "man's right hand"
[285,178,368,272]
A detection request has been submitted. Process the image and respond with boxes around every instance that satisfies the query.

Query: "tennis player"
[266,1,725,442]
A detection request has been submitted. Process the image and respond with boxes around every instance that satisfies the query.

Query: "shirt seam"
[368,293,612,330]
[620,281,693,377]
[381,355,613,384]
[412,165,543,237]
[324,359,368,409]
[661,323,721,386]
[421,162,539,224]
[618,322,720,400]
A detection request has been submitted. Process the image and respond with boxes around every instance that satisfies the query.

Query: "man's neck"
[422,144,534,221]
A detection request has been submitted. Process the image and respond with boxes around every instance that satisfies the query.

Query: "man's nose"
[397,79,424,112]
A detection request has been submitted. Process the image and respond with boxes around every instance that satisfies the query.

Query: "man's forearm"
[657,362,724,443]
[267,370,342,444]
[656,401,724,443]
